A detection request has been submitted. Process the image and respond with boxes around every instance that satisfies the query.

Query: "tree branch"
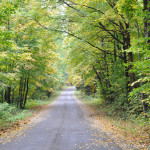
[67,0,121,27]
[35,20,113,55]
[98,22,124,45]
[60,0,85,16]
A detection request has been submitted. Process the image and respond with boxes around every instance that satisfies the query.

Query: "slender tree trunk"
[93,66,102,85]
[12,88,14,104]
[137,23,146,113]
[122,23,135,92]
[104,52,111,89]
[22,78,26,106]
[4,88,7,103]
[1,90,4,103]
[7,86,11,104]
[114,40,117,62]
[143,0,150,45]
[23,77,29,108]
[19,77,23,109]
[104,52,109,78]
[123,50,129,77]
[125,23,135,84]
[4,87,11,104]
[5,9,12,104]
[128,52,135,83]
[17,97,19,108]
[47,92,51,98]
[142,0,150,113]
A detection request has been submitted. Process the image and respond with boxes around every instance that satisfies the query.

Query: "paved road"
[0,87,121,150]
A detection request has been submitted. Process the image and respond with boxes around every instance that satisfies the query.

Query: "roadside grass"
[0,103,31,130]
[25,90,60,110]
[75,90,150,148]
[0,90,61,131]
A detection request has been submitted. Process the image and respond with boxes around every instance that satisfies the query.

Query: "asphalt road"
[0,87,121,150]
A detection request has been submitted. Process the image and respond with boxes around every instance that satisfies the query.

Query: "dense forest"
[0,0,68,109]
[0,0,150,123]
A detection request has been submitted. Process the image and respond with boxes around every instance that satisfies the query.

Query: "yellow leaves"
[132,4,137,9]
[21,52,32,61]
[0,26,6,31]
[48,88,54,93]
[84,76,96,87]
[0,72,17,81]
[73,0,97,5]
[48,9,59,16]
[35,81,42,88]
[18,24,22,28]
[116,0,138,18]
[0,52,7,57]
[70,12,78,17]
[68,74,82,86]
[14,19,37,33]
[84,31,90,35]
[46,66,55,74]
[26,55,35,61]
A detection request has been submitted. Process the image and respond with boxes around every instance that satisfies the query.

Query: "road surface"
[0,87,121,150]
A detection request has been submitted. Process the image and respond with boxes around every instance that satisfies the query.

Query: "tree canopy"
[0,0,150,120]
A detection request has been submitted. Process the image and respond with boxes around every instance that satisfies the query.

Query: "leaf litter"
[74,94,149,150]
[0,104,53,145]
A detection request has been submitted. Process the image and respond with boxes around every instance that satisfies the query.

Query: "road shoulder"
[74,91,147,150]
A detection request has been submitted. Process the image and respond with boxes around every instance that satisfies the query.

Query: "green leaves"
[0,0,63,108]
[58,0,150,116]
[0,0,149,116]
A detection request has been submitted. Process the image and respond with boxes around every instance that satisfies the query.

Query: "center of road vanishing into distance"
[0,87,122,150]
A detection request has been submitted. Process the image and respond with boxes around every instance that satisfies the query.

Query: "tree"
[0,0,62,108]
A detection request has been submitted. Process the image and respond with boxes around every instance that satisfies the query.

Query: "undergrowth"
[0,90,61,130]
[0,103,31,129]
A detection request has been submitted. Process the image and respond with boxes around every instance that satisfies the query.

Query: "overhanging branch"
[35,20,113,55]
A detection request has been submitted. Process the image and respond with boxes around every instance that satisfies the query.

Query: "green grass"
[25,90,61,109]
[0,90,61,130]
[0,103,32,129]
[75,90,102,106]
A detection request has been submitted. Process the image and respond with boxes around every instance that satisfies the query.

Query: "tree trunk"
[12,88,14,104]
[47,91,51,98]
[143,0,150,45]
[93,66,102,85]
[142,0,150,113]
[23,77,29,108]
[7,86,11,104]
[123,51,129,78]
[128,52,135,83]
[114,40,117,62]
[137,21,147,114]
[104,52,111,89]
[5,88,7,103]
[19,77,23,109]
[4,87,11,104]
[1,90,4,103]
[123,23,135,89]
[22,78,27,106]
